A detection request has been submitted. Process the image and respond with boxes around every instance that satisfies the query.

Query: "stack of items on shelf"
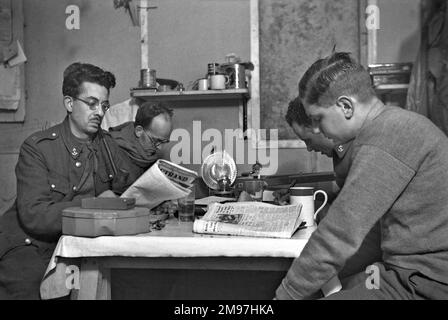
[368,63,413,89]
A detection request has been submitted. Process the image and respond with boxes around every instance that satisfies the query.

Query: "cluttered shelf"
[369,63,412,107]
[130,88,250,102]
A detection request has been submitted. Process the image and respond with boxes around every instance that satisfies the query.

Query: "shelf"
[374,84,409,93]
[130,88,250,102]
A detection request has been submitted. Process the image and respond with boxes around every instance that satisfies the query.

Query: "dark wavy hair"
[285,97,311,128]
[62,62,116,98]
[299,52,375,107]
[135,101,174,129]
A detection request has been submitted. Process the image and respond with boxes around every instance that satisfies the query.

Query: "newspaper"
[193,202,303,239]
[121,159,198,209]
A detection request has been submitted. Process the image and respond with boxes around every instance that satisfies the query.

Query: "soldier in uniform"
[0,62,140,299]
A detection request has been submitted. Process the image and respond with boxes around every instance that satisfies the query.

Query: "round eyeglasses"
[72,96,111,112]
[143,130,170,149]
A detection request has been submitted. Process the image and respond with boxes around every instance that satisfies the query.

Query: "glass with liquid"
[178,186,195,222]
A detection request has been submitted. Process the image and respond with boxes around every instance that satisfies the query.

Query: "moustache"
[90,115,103,123]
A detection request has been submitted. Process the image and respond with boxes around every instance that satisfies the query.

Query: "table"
[40,218,315,300]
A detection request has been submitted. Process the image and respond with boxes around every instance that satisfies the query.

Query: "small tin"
[207,63,220,76]
[140,68,157,88]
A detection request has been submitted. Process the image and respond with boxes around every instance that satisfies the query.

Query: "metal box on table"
[62,206,150,237]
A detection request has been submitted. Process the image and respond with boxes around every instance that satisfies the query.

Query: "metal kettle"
[221,62,254,89]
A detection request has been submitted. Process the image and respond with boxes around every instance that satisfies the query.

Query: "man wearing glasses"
[0,62,140,299]
[109,101,174,177]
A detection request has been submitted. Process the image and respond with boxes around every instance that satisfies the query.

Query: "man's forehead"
[79,81,108,97]
[149,114,173,137]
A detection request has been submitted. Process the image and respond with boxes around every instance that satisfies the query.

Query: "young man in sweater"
[283,96,381,289]
[276,52,448,300]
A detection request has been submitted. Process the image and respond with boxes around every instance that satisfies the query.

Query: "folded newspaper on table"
[121,159,198,209]
[193,202,303,239]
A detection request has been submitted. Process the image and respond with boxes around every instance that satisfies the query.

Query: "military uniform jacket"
[0,117,140,256]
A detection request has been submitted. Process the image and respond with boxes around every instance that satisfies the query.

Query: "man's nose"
[95,106,105,117]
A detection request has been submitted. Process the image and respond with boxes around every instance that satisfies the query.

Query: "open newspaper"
[121,159,198,209]
[193,202,303,239]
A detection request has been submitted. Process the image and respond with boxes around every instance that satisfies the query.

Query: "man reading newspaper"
[121,159,198,209]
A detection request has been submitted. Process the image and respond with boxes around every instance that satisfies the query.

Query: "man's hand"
[273,189,290,206]
[98,190,118,198]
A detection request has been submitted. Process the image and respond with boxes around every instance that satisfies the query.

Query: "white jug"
[290,187,328,227]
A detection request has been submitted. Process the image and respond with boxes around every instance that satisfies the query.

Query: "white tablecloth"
[40,219,314,299]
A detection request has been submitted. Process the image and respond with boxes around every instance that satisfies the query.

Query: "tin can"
[140,68,157,88]
[229,64,246,89]
[207,63,220,76]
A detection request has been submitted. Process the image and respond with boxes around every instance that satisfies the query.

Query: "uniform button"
[25,238,32,245]
[109,174,114,179]
[51,133,57,137]
[72,186,78,191]
[75,162,82,168]
[51,184,56,189]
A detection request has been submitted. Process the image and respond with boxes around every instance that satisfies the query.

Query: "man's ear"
[336,96,354,119]
[134,125,144,138]
[63,96,73,113]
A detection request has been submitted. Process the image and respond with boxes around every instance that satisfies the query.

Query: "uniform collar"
[333,141,352,159]
[60,116,97,159]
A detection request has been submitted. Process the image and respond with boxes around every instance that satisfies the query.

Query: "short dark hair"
[285,97,311,127]
[62,62,116,98]
[300,52,375,107]
[298,52,355,100]
[135,101,174,129]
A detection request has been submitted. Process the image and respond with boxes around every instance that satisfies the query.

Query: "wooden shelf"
[130,88,250,102]
[374,84,409,93]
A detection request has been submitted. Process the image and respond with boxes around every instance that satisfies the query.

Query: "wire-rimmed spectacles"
[72,96,110,112]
